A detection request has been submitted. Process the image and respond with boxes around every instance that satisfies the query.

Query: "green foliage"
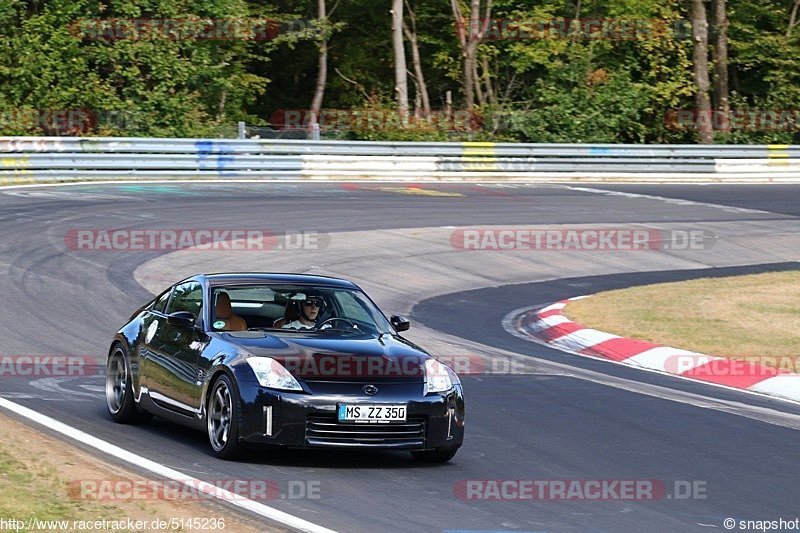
[0,0,271,136]
[0,0,798,142]
[500,49,651,142]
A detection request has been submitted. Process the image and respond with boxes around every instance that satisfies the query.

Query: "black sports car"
[106,273,465,461]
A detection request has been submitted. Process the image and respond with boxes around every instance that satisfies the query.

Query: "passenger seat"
[214,292,247,331]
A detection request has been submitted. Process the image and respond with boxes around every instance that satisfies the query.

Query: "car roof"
[195,272,359,289]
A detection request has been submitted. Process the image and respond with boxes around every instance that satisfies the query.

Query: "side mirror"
[167,311,195,328]
[390,315,410,332]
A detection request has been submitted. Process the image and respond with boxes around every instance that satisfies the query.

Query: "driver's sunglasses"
[304,299,322,308]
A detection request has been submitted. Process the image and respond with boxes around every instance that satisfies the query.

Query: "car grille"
[305,414,426,448]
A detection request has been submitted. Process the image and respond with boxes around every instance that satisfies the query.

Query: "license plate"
[337,404,407,423]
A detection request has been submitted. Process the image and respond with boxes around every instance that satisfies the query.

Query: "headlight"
[424,358,454,394]
[246,357,303,391]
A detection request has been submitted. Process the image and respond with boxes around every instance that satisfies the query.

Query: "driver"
[282,295,324,329]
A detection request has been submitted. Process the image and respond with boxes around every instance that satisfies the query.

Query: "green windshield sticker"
[213,320,226,329]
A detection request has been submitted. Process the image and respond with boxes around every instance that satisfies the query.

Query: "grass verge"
[0,410,270,532]
[564,271,800,370]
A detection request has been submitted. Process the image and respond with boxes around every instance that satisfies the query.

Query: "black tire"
[411,448,458,463]
[105,344,151,424]
[206,374,244,459]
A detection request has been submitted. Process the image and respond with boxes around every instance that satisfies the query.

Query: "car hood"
[226,332,429,382]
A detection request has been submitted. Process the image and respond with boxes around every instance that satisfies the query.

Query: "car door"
[147,281,208,416]
[136,287,171,392]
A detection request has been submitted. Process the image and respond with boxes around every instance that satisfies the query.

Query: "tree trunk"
[465,0,482,109]
[712,0,730,118]
[412,82,422,116]
[217,88,227,121]
[473,60,484,105]
[789,0,800,36]
[571,0,582,44]
[451,0,492,109]
[450,0,472,109]
[403,1,430,115]
[392,0,409,115]
[691,0,714,143]
[482,56,497,106]
[309,0,328,129]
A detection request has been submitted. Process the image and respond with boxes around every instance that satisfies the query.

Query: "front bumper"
[236,380,465,451]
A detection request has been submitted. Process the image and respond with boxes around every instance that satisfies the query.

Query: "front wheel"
[411,448,458,463]
[105,345,151,424]
[207,374,244,459]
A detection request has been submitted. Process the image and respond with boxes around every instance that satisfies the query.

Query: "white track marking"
[749,375,800,400]
[550,329,620,352]
[537,302,567,313]
[535,314,572,328]
[29,378,100,399]
[518,300,800,405]
[625,347,709,372]
[502,305,800,429]
[0,397,338,533]
[566,186,772,215]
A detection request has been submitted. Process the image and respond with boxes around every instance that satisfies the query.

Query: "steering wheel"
[317,317,359,330]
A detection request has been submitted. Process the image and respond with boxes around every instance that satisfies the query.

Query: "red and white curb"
[507,296,800,404]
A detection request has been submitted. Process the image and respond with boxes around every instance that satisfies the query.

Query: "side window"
[152,289,172,314]
[335,291,372,323]
[167,282,203,319]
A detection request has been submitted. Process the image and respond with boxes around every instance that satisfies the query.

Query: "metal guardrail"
[1,136,799,183]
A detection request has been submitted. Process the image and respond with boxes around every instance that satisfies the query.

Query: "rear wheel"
[207,374,244,459]
[105,345,151,424]
[411,448,458,463]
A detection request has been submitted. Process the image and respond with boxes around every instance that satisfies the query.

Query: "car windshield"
[210,284,393,335]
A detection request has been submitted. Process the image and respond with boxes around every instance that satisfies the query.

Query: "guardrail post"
[237,121,246,139]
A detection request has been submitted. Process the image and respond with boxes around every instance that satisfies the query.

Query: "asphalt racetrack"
[1,182,800,532]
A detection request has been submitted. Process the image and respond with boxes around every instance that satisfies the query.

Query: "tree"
[788,0,800,36]
[691,0,715,143]
[403,0,431,115]
[451,0,493,109]
[712,0,730,118]
[0,0,271,136]
[2,0,799,143]
[309,0,329,130]
[391,0,409,114]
